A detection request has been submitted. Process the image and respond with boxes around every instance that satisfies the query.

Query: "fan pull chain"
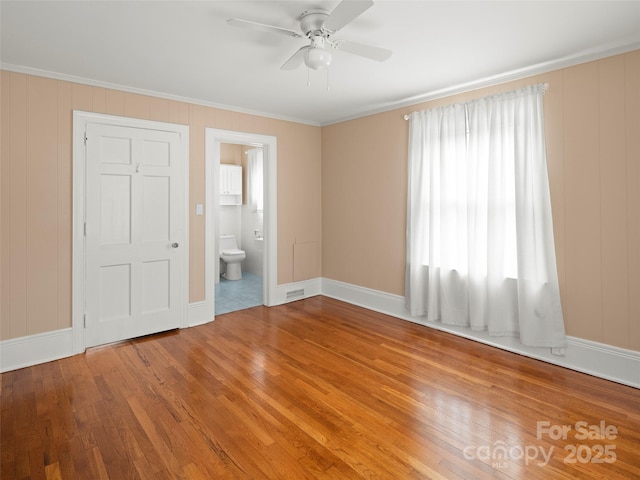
[305,66,331,90]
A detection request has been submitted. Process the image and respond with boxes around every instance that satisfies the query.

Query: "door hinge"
[84,133,88,146]
[83,314,87,328]
[84,222,87,236]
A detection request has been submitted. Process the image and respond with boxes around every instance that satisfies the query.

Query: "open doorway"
[205,129,277,318]
[216,143,263,314]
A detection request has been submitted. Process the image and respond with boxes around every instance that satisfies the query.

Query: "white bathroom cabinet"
[220,164,242,205]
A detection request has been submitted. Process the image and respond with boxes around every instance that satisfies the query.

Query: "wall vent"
[286,289,305,300]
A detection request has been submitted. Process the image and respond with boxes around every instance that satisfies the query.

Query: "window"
[405,84,566,352]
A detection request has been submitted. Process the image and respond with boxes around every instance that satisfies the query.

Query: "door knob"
[171,242,179,248]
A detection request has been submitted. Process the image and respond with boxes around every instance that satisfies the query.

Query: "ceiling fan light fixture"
[305,46,332,70]
[230,0,390,74]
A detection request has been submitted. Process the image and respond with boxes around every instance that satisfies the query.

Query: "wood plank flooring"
[2,296,640,479]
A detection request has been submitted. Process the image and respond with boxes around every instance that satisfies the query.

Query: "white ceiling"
[2,1,640,126]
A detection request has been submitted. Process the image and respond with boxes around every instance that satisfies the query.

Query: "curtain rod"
[403,82,550,120]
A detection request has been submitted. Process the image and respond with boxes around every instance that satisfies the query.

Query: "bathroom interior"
[215,142,264,315]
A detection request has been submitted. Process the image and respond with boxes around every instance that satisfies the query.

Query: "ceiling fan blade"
[281,46,309,70]
[323,0,373,32]
[335,40,392,62]
[227,18,303,38]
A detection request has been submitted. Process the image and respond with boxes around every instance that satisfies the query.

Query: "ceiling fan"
[227,0,392,71]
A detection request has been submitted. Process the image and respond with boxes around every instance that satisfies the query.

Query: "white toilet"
[219,235,246,280]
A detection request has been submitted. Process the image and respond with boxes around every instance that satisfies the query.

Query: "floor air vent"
[286,289,305,300]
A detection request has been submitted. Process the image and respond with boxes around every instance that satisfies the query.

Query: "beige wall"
[0,71,322,340]
[2,49,639,353]
[322,50,640,352]
[220,142,243,166]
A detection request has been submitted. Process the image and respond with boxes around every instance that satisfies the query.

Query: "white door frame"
[72,111,189,354]
[205,129,277,314]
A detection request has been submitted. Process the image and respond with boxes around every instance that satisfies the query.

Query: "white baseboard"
[4,278,639,390]
[188,300,214,327]
[0,302,213,373]
[0,280,322,372]
[272,277,322,306]
[0,328,75,373]
[321,277,640,389]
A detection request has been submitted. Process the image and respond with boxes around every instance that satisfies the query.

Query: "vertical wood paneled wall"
[535,52,640,350]
[2,49,640,353]
[0,71,322,340]
[321,50,640,351]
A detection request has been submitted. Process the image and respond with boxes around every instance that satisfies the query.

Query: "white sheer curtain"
[246,148,263,212]
[406,84,566,352]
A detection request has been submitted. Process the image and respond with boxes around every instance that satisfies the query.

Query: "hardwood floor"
[2,296,640,479]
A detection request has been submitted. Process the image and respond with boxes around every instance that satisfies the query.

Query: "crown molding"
[3,38,640,127]
[0,62,321,127]
[323,39,640,126]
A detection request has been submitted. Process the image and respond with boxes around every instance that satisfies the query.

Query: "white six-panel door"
[84,123,184,347]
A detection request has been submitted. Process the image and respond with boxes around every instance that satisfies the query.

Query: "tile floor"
[214,272,263,315]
